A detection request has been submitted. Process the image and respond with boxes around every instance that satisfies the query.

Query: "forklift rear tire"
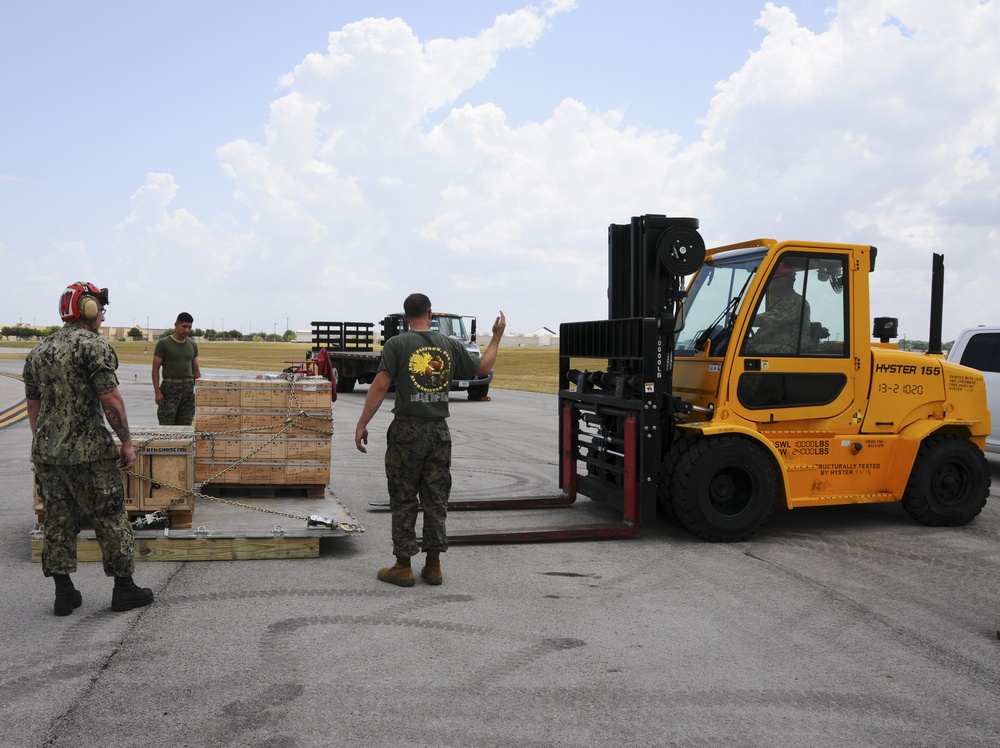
[670,435,777,542]
[901,433,989,526]
[468,383,489,400]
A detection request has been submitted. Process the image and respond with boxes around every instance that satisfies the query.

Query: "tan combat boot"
[421,551,443,585]
[377,558,415,587]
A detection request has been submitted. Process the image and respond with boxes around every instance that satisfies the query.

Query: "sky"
[1,0,998,342]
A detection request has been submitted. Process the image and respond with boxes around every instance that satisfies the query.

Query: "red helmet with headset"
[59,282,109,323]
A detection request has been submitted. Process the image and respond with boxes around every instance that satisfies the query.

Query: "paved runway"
[1,352,999,747]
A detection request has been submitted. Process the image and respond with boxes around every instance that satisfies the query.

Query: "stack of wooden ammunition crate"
[193,375,333,494]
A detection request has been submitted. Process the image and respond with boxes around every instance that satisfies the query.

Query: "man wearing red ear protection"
[23,281,154,617]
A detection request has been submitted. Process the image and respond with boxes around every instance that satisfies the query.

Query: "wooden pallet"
[31,533,320,562]
[30,486,362,562]
[199,483,327,499]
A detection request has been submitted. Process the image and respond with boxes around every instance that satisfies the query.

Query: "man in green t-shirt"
[152,312,201,425]
[355,293,506,587]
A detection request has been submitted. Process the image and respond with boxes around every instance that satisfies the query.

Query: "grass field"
[2,340,565,395]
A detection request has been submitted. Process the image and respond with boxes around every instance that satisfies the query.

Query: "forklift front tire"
[671,435,777,542]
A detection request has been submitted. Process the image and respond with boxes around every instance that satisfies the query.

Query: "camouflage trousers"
[158,379,195,425]
[34,459,136,578]
[384,418,452,557]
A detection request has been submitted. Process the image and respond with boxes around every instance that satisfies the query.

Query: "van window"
[959,333,1000,374]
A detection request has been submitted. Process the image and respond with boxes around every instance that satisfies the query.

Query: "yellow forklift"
[443,216,991,542]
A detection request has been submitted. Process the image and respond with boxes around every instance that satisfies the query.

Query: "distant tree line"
[156,328,299,342]
[1,325,60,339]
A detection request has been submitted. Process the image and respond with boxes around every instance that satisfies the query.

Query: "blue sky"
[2,1,997,341]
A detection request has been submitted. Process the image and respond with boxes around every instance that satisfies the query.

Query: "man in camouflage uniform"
[355,293,506,587]
[24,281,154,616]
[152,311,200,425]
[745,261,812,355]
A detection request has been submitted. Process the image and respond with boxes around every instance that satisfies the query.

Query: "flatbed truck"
[311,313,493,399]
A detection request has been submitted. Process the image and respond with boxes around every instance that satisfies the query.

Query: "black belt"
[162,377,194,383]
[393,414,445,421]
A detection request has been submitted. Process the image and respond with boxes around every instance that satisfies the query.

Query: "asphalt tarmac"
[1,353,998,747]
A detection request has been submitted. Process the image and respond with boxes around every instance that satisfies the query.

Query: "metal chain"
[123,467,364,533]
[125,375,363,534]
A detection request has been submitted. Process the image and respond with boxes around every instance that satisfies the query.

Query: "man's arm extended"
[476,311,507,376]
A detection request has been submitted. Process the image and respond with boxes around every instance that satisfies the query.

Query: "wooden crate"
[193,410,242,433]
[194,410,332,438]
[124,427,195,511]
[191,380,241,407]
[195,436,331,462]
[194,460,330,486]
[32,427,193,524]
[196,375,333,411]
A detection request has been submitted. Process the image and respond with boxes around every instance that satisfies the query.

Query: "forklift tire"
[656,477,680,523]
[657,448,684,523]
[670,435,776,542]
[468,383,490,400]
[901,433,989,526]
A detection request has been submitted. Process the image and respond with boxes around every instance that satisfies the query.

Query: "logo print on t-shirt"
[408,347,452,393]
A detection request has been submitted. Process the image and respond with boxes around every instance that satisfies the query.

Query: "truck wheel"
[332,365,356,393]
[671,436,776,542]
[901,434,989,526]
[468,384,490,400]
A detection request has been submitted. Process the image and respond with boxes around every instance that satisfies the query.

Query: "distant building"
[97,326,162,342]
[479,325,559,348]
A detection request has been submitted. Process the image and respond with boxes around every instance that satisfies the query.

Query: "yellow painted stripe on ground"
[0,372,28,430]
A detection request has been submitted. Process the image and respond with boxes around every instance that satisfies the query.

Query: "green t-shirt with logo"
[154,336,199,379]
[378,331,481,419]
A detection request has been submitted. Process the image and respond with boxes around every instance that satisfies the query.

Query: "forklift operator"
[745,262,811,355]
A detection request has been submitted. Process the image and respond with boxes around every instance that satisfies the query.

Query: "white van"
[948,326,1000,453]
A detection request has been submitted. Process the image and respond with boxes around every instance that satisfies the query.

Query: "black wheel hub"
[708,468,753,516]
[932,463,969,506]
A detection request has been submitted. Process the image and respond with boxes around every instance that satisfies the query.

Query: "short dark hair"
[403,294,431,319]
[176,312,194,324]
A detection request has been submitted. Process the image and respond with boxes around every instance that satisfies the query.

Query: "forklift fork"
[370,404,644,543]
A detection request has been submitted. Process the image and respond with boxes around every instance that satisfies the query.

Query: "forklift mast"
[435,215,706,543]
[558,216,706,526]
